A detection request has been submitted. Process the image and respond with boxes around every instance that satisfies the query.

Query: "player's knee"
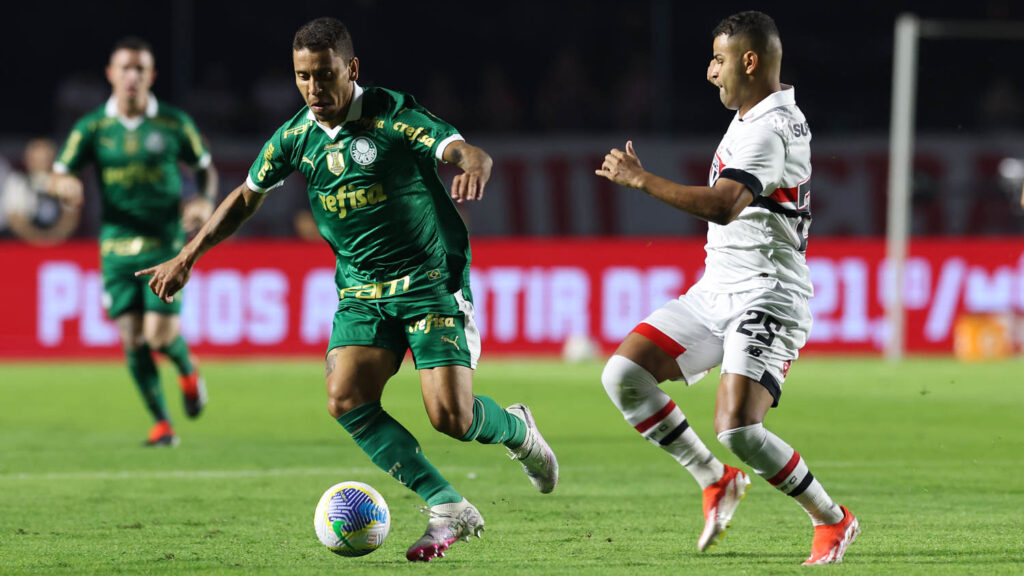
[717,423,767,462]
[326,386,364,419]
[427,407,471,438]
[601,354,655,411]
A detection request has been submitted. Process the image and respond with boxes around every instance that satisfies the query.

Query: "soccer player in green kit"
[51,37,216,447]
[136,17,558,562]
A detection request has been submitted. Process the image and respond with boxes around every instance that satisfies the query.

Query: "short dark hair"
[712,11,779,55]
[111,36,153,57]
[293,17,354,60]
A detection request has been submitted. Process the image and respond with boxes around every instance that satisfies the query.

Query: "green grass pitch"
[1,356,1022,575]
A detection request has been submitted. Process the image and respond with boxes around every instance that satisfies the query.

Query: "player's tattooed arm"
[443,140,492,203]
[135,182,265,303]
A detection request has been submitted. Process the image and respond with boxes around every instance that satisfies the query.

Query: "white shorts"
[633,282,811,406]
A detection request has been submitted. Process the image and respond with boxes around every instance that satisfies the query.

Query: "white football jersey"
[701,86,813,297]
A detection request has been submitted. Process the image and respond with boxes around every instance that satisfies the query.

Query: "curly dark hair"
[293,17,354,60]
[712,11,779,55]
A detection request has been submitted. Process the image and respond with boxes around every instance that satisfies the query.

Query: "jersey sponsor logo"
[282,121,312,140]
[791,121,810,138]
[144,132,166,154]
[340,275,411,300]
[391,121,437,148]
[257,143,275,182]
[325,141,345,175]
[101,163,164,187]
[317,182,387,219]
[407,313,456,335]
[350,137,377,166]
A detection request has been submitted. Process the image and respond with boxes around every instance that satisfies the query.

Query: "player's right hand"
[50,174,84,208]
[595,141,647,190]
[135,256,192,303]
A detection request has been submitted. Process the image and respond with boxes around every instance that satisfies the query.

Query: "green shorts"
[328,290,480,370]
[102,252,182,319]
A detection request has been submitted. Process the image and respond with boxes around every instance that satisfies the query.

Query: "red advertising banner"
[1,238,1022,358]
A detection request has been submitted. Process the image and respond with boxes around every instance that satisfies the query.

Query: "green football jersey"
[54,96,210,264]
[247,84,472,302]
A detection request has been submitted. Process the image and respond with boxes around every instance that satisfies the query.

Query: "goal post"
[885,14,1024,361]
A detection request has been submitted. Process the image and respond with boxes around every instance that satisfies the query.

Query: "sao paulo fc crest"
[350,137,378,166]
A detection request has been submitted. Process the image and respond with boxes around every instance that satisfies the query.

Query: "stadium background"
[1,0,1023,358]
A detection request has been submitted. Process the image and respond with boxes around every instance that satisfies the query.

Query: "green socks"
[158,335,195,376]
[459,395,527,448]
[337,402,462,506]
[125,345,168,422]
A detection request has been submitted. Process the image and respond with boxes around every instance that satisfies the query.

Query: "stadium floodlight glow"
[886,14,1024,361]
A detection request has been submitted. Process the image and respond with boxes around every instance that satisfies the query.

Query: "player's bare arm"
[182,163,219,233]
[49,173,85,208]
[443,140,492,203]
[595,140,753,225]
[135,182,265,302]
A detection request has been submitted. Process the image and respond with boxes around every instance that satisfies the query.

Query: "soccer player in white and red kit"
[596,11,858,565]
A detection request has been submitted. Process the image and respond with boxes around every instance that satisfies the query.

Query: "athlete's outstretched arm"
[595,140,752,225]
[443,140,492,203]
[135,182,265,302]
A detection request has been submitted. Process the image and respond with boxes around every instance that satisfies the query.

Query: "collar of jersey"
[738,85,795,122]
[306,82,364,140]
[104,93,158,131]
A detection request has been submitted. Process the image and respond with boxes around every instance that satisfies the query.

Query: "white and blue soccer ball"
[314,481,391,556]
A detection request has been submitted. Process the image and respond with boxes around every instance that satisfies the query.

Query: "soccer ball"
[313,481,391,556]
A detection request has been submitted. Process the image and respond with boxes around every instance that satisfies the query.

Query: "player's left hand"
[135,255,193,303]
[451,162,491,204]
[595,141,647,189]
[182,197,215,234]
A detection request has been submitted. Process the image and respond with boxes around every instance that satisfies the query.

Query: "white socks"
[718,423,843,525]
[602,355,724,488]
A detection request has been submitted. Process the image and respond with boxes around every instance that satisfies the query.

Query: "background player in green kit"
[51,37,217,447]
[136,17,558,562]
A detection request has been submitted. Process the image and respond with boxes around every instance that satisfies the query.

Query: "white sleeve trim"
[195,152,212,170]
[436,134,465,162]
[245,174,284,194]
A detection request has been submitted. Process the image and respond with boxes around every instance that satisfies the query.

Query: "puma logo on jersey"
[441,335,461,351]
[301,156,316,172]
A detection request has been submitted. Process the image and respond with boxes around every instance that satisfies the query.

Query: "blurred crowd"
[3,1,1024,244]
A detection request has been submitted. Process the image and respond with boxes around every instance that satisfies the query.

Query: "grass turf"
[1,356,1022,575]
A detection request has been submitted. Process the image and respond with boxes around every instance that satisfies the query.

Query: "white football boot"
[406,498,484,562]
[505,403,559,494]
